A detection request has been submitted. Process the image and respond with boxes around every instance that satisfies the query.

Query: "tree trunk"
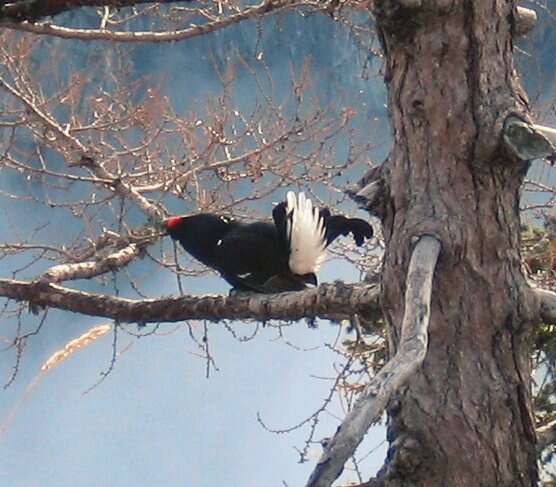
[374,1,539,485]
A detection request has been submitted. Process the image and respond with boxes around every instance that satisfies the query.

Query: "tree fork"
[306,235,441,487]
[368,1,538,485]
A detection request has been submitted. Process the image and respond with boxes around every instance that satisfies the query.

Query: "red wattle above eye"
[163,216,183,229]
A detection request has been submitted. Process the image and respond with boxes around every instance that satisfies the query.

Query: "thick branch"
[1,0,306,42]
[515,6,537,36]
[0,0,192,21]
[346,164,387,218]
[0,279,380,323]
[537,419,556,452]
[503,116,556,161]
[534,288,556,325]
[305,235,441,487]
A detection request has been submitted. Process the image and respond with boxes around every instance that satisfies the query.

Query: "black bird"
[163,192,373,293]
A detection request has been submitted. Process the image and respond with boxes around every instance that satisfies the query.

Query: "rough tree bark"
[368,1,538,485]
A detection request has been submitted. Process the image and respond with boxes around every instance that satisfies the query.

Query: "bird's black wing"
[214,222,288,291]
[221,272,270,293]
[224,271,313,293]
[262,273,317,292]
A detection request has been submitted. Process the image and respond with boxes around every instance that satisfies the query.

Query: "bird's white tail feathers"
[286,192,326,275]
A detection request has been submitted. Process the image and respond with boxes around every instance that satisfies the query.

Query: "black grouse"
[163,192,373,293]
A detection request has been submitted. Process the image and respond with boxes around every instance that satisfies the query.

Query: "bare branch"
[537,418,556,452]
[515,6,537,36]
[0,0,194,21]
[0,74,90,155]
[305,235,441,487]
[0,74,163,220]
[346,164,387,219]
[73,158,165,220]
[534,288,556,325]
[1,0,309,43]
[0,279,380,324]
[37,242,144,283]
[503,115,556,161]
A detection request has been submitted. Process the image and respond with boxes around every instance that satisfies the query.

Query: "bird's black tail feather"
[274,201,373,249]
[321,213,373,247]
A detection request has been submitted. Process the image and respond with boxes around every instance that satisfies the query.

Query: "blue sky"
[0,263,387,487]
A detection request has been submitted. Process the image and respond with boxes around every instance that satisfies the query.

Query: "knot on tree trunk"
[382,432,430,484]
